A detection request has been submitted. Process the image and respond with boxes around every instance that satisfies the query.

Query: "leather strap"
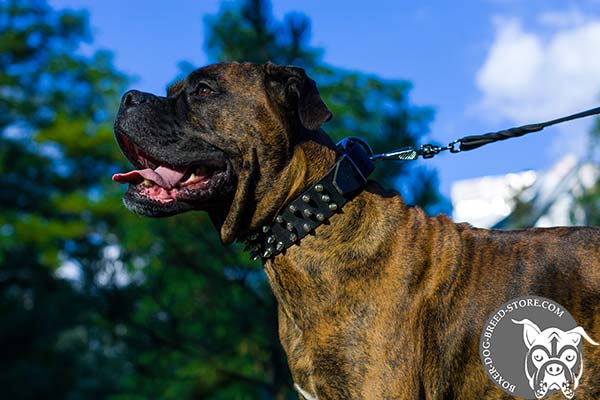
[243,138,375,260]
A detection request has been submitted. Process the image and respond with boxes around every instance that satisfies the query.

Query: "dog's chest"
[278,304,425,399]
[279,311,358,398]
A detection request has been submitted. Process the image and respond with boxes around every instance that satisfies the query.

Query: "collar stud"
[241,137,375,261]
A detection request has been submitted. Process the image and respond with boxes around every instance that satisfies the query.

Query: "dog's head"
[112,62,334,243]
[512,318,599,399]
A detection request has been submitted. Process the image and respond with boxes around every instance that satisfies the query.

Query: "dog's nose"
[545,363,563,376]
[122,90,155,108]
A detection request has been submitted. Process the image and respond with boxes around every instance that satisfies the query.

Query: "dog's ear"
[565,326,600,346]
[264,63,332,131]
[512,319,541,349]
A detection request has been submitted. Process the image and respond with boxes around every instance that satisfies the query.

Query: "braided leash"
[370,106,600,162]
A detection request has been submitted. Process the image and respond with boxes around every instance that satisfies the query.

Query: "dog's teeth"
[189,173,196,181]
[143,179,153,187]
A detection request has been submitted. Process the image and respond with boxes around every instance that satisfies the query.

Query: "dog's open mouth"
[112,132,233,214]
[113,162,227,203]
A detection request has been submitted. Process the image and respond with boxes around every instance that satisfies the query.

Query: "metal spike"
[303,223,311,232]
[267,235,275,244]
[289,204,297,213]
[286,222,294,231]
[262,249,272,258]
[303,209,313,217]
[276,215,284,223]
[316,213,325,221]
[276,242,284,251]
[290,233,298,242]
[262,225,269,233]
[302,194,311,203]
[321,194,330,203]
[249,233,258,241]
[329,203,338,211]
[315,184,324,192]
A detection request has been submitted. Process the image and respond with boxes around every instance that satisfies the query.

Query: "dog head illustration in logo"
[512,319,599,399]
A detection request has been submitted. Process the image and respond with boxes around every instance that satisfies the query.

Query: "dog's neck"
[252,131,338,228]
[242,132,375,260]
[254,134,411,327]
[262,180,411,328]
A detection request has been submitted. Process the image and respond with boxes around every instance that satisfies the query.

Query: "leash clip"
[419,140,463,158]
[448,140,461,153]
[418,144,443,159]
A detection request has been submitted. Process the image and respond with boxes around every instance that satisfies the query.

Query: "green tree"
[571,118,600,226]
[1,1,448,399]
[0,0,130,398]
[498,118,600,230]
[0,2,260,399]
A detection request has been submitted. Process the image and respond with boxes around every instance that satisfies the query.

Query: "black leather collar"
[242,138,375,261]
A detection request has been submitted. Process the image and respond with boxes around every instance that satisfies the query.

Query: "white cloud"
[477,16,600,122]
[477,18,544,115]
[475,13,600,156]
[537,9,587,28]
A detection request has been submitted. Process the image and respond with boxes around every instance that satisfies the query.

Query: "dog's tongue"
[112,166,186,189]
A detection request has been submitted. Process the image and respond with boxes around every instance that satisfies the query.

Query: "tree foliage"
[1,0,446,399]
[571,118,600,226]
[0,0,129,398]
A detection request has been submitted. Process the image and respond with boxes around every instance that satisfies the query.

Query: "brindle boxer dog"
[112,62,600,399]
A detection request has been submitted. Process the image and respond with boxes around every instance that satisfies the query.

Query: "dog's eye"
[197,83,215,97]
[562,349,577,363]
[531,349,546,363]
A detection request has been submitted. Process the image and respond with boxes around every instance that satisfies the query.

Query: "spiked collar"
[242,138,375,261]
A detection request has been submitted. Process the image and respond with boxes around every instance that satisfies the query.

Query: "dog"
[112,62,600,399]
[512,318,598,399]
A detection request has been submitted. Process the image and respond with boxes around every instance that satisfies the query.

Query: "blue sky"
[50,0,600,198]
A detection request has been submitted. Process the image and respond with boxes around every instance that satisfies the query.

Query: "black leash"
[369,105,600,162]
